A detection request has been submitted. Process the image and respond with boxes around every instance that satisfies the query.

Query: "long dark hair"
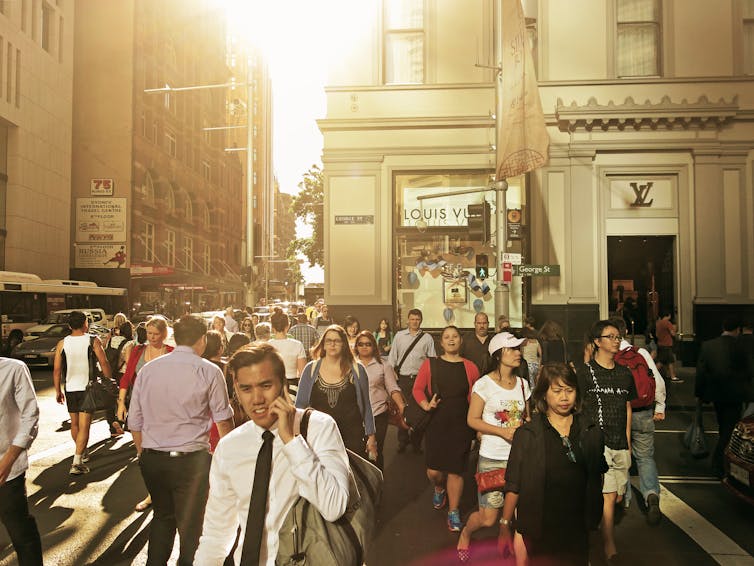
[531,363,581,415]
[354,330,382,364]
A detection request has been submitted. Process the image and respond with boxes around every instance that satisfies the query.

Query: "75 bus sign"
[90,178,114,196]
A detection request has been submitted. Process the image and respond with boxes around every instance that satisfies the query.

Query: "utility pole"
[494,0,510,323]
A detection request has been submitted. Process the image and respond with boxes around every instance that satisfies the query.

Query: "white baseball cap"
[488,332,525,356]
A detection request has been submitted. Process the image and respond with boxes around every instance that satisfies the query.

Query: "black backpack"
[105,337,127,375]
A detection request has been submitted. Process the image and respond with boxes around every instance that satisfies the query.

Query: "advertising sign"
[74,244,127,269]
[401,187,494,228]
[507,209,522,240]
[76,198,127,242]
[90,178,114,196]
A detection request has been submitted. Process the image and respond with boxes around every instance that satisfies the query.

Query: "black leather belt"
[633,405,654,413]
[399,374,417,380]
[142,448,205,458]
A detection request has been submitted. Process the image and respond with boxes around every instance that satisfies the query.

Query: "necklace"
[494,369,516,387]
[315,374,349,408]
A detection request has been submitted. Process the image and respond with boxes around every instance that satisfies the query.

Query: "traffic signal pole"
[493,0,509,324]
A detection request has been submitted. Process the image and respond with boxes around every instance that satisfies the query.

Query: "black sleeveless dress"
[309,373,366,455]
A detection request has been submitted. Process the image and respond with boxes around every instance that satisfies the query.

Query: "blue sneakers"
[432,488,447,510]
[447,509,462,532]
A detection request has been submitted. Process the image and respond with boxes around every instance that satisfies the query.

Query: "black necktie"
[240,429,274,566]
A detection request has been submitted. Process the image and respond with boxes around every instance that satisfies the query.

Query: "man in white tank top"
[52,311,111,475]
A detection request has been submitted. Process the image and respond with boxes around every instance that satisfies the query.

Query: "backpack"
[105,336,127,375]
[276,408,383,566]
[614,346,656,410]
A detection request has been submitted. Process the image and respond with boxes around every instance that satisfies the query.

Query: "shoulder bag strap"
[520,376,530,421]
[300,407,314,440]
[395,331,424,375]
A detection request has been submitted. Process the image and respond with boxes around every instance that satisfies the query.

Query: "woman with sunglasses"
[498,363,606,566]
[354,330,406,469]
[456,332,530,562]
[296,325,377,461]
[239,317,255,340]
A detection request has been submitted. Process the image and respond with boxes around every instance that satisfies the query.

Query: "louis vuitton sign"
[609,179,674,212]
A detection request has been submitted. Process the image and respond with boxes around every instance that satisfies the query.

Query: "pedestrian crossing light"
[468,202,491,242]
[475,254,489,280]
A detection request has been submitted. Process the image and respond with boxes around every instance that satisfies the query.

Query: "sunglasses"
[356,342,372,348]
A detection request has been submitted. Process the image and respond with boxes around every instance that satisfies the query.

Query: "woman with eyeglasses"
[456,332,530,563]
[296,324,377,460]
[498,363,606,566]
[354,330,406,469]
[413,325,480,533]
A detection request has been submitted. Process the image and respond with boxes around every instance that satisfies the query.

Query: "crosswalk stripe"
[659,484,754,565]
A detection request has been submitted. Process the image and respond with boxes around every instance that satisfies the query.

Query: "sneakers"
[69,463,90,475]
[447,509,462,532]
[669,377,685,383]
[646,493,661,525]
[82,449,90,463]
[432,488,447,510]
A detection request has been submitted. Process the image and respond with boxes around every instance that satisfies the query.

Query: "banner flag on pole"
[496,0,549,180]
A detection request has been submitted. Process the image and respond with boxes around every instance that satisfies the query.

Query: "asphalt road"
[1,366,752,566]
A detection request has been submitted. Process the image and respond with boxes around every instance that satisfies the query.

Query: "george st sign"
[512,264,560,277]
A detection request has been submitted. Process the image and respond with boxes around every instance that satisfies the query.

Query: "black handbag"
[684,400,709,459]
[79,335,115,413]
[402,358,440,433]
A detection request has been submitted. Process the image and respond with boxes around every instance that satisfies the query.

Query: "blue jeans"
[627,409,660,505]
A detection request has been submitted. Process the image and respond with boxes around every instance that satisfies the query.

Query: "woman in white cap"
[456,331,530,563]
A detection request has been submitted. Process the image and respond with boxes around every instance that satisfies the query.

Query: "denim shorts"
[477,455,507,509]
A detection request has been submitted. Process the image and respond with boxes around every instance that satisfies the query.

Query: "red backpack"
[614,346,656,409]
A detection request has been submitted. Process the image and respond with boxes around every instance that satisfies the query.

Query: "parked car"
[23,308,110,341]
[11,324,72,367]
[723,414,754,505]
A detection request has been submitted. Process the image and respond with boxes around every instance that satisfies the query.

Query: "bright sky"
[223,0,371,284]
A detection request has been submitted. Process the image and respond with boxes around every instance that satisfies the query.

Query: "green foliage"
[287,165,324,268]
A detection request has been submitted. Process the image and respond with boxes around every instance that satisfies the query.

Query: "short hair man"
[387,308,436,453]
[53,311,111,475]
[224,307,239,334]
[195,344,350,564]
[461,312,494,376]
[696,315,746,477]
[290,313,318,361]
[128,315,234,565]
[609,317,666,525]
[655,310,681,383]
[0,357,43,565]
[576,320,637,561]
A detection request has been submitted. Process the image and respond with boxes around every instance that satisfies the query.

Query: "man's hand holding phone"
[269,395,297,444]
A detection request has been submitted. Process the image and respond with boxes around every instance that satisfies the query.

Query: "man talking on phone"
[195,344,350,565]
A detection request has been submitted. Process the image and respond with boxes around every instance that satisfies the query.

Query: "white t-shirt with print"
[472,374,531,461]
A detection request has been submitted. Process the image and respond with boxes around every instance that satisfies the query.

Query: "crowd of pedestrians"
[1,303,752,566]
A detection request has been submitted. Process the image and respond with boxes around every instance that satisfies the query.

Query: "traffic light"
[475,254,489,280]
[468,202,491,241]
[241,266,252,283]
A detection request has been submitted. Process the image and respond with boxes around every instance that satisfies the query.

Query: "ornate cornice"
[555,95,739,131]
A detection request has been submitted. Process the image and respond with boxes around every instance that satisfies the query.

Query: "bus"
[0,271,128,352]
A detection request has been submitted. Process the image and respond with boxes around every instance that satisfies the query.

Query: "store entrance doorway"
[607,236,675,340]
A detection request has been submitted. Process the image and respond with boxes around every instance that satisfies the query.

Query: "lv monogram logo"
[630,182,654,207]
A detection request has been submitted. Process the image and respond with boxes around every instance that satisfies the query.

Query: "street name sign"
[512,264,560,276]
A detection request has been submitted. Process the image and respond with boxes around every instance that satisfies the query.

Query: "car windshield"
[43,313,68,324]
[42,326,69,338]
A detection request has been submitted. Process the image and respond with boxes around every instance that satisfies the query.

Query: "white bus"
[0,271,128,352]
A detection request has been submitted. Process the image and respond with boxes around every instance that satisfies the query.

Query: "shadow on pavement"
[86,512,151,566]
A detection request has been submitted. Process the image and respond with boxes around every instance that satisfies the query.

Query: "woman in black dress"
[413,325,480,532]
[499,363,606,565]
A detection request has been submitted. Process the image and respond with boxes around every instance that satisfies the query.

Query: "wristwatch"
[499,518,513,527]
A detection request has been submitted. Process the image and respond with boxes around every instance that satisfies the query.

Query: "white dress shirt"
[0,358,40,482]
[195,409,350,565]
[619,339,666,414]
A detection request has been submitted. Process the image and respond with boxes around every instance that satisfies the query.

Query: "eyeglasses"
[356,342,372,348]
[561,435,577,464]
[324,338,343,345]
[600,335,621,341]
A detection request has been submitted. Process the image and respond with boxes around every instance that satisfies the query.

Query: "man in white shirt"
[611,317,666,526]
[224,307,239,334]
[0,357,43,565]
[196,343,350,565]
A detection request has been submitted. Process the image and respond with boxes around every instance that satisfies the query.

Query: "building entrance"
[607,236,675,339]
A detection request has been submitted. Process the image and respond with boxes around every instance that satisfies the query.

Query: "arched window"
[184,195,193,222]
[144,172,156,204]
[165,184,176,213]
[203,204,211,229]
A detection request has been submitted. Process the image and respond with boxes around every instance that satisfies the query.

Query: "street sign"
[512,264,561,276]
[502,252,522,265]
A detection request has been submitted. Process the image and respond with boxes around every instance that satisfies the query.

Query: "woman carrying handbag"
[457,332,530,563]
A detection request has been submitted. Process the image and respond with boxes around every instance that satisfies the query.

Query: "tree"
[287,165,324,268]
